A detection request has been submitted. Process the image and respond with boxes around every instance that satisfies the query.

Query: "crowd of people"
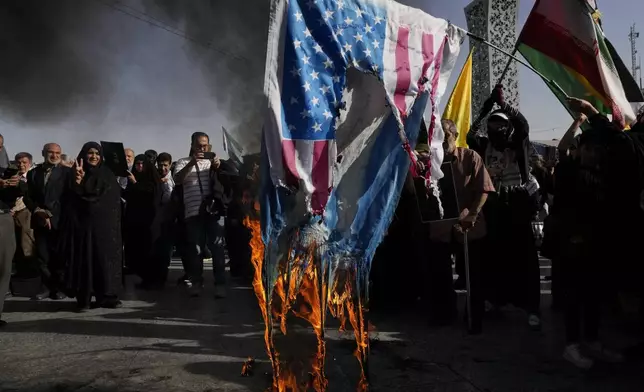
[371,85,644,369]
[0,131,259,321]
[1,85,644,371]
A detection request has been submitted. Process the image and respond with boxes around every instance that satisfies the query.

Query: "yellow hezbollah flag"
[442,48,473,148]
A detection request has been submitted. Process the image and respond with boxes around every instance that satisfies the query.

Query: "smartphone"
[1,167,19,179]
[202,152,216,160]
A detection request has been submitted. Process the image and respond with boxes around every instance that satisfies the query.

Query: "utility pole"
[640,56,643,92]
[629,24,640,83]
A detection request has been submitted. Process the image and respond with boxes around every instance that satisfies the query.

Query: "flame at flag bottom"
[244,216,370,391]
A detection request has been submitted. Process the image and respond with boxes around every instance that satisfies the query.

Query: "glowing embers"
[244,216,370,391]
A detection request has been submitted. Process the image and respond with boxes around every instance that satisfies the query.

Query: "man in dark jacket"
[24,143,70,300]
[467,85,542,330]
[1,171,27,326]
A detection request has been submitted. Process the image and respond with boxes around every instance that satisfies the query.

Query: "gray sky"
[1,0,642,159]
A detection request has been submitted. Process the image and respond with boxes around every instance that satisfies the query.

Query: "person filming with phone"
[0,161,28,326]
[173,132,232,299]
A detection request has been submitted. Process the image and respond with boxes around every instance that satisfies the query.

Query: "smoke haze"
[0,0,269,160]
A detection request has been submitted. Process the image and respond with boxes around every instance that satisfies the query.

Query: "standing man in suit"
[24,143,70,300]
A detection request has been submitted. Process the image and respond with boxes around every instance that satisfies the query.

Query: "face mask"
[489,130,508,150]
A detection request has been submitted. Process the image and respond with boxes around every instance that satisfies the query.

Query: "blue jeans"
[182,215,226,285]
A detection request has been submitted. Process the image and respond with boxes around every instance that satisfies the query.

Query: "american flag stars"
[280,0,386,140]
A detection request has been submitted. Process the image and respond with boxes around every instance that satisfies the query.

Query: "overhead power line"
[93,0,252,64]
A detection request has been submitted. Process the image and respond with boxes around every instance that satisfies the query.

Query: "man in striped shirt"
[173,132,226,298]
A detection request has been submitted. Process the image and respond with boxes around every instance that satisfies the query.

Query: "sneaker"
[33,289,51,301]
[528,314,541,330]
[585,341,624,363]
[563,344,594,369]
[186,280,202,297]
[214,286,227,299]
[177,275,189,286]
[50,291,67,300]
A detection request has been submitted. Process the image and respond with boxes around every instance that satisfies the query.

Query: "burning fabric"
[241,357,256,377]
[248,0,464,390]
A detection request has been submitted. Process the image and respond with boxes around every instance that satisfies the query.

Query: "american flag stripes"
[263,0,464,215]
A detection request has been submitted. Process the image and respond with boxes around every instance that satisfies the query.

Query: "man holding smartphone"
[173,132,226,298]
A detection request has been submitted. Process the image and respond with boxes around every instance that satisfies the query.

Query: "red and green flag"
[517,0,643,126]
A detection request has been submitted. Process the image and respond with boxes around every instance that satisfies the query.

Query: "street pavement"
[1,263,643,392]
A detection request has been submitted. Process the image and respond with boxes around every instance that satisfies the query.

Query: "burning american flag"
[254,0,464,389]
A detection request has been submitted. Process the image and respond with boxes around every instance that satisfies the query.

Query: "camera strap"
[195,162,206,198]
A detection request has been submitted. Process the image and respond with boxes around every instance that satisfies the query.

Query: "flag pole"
[496,43,520,86]
[465,31,568,99]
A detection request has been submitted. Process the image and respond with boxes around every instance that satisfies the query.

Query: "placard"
[100,141,129,177]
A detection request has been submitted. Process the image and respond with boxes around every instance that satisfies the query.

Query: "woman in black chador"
[59,142,123,310]
[123,154,161,288]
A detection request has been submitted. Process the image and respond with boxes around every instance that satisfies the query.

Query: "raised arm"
[558,113,586,156]
[489,84,529,140]
[174,157,197,185]
[467,97,495,156]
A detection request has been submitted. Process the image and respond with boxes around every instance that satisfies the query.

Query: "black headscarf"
[77,142,103,172]
[73,142,114,202]
[134,154,146,170]
[144,149,158,164]
[132,154,161,192]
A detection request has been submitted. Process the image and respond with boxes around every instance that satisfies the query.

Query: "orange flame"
[243,216,280,390]
[292,250,327,391]
[328,272,370,391]
[245,215,369,392]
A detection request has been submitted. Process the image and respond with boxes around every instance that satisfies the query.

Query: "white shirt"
[118,164,133,189]
[173,158,212,219]
[10,173,28,213]
[160,172,175,205]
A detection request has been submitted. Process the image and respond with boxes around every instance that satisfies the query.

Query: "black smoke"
[0,0,269,154]
[141,0,270,149]
[0,0,109,124]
